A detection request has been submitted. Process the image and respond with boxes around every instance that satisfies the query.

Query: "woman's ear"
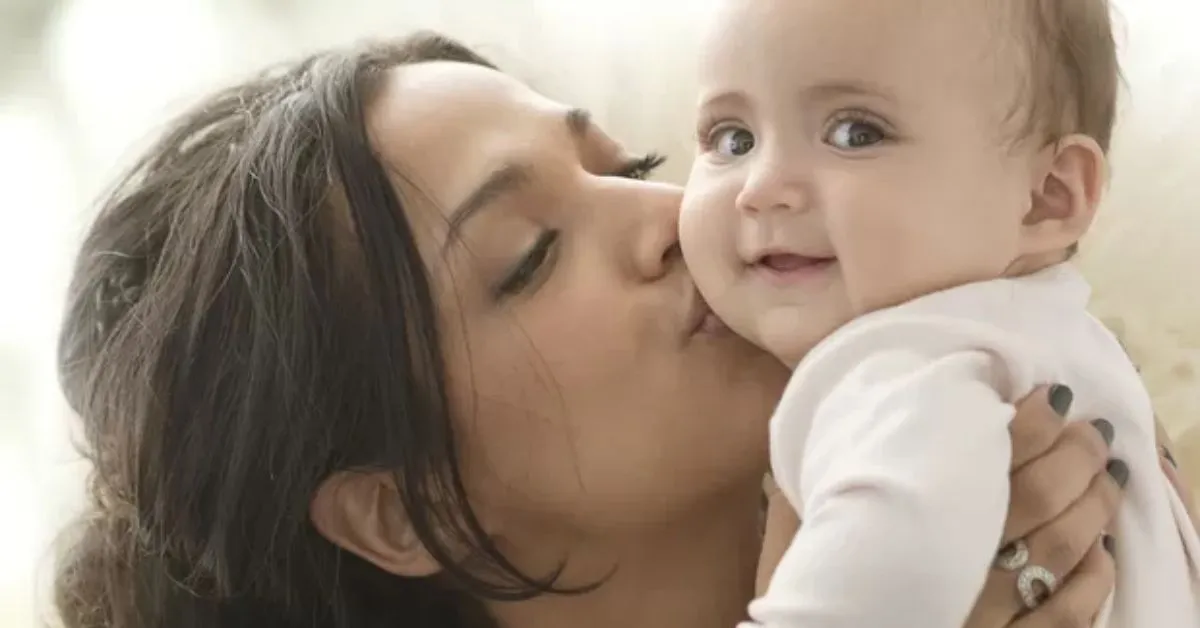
[310,471,441,577]
[1021,134,1107,256]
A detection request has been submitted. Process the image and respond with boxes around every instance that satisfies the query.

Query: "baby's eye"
[824,119,887,150]
[711,127,756,158]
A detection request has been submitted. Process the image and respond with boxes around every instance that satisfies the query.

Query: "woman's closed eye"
[612,153,667,180]
[493,152,664,300]
[496,229,560,298]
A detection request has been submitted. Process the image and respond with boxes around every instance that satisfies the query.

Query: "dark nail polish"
[1102,534,1116,554]
[1048,384,1074,417]
[1090,418,1115,447]
[1107,459,1130,488]
[1163,446,1178,469]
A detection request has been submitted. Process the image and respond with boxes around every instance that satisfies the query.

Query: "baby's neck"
[772,250,1076,369]
[1005,249,1073,279]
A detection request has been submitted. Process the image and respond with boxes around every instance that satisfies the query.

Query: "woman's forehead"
[372,60,546,134]
[366,61,564,210]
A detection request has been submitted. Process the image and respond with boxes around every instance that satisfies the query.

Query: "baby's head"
[680,0,1119,365]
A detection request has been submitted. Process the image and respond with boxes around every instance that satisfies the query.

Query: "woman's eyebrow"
[565,107,592,137]
[441,108,592,253]
[441,161,532,254]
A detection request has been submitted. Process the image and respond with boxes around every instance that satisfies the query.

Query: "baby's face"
[680,0,1039,365]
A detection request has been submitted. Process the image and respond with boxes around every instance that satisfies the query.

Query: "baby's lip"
[755,253,836,272]
[744,247,839,287]
[744,246,836,268]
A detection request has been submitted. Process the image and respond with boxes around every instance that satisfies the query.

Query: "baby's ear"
[1020,134,1108,256]
[310,471,442,577]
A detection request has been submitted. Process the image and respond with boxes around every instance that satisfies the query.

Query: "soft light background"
[0,0,1196,625]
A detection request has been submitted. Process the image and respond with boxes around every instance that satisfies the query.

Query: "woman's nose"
[630,182,684,282]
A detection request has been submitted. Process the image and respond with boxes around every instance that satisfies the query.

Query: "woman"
[54,32,1174,628]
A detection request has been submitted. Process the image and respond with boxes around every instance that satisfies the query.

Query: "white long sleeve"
[742,265,1200,628]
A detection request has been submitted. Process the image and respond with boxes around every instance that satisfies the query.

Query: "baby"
[678,0,1200,626]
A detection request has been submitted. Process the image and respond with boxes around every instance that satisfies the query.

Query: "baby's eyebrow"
[801,80,899,106]
[696,90,750,112]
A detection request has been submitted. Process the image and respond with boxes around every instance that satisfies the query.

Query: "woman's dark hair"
[54,32,558,628]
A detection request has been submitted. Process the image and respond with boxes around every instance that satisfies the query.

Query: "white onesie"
[742,264,1200,628]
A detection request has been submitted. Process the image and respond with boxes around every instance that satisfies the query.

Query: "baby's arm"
[744,316,1040,628]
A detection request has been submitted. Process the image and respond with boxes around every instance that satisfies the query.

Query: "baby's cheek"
[680,183,764,342]
[679,195,731,278]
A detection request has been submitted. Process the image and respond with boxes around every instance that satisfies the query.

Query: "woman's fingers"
[756,475,801,596]
[966,452,1124,628]
[970,468,1121,626]
[1004,419,1115,542]
[1010,543,1116,628]
[1008,468,1122,580]
[1160,453,1200,532]
[1155,418,1199,531]
[1009,385,1073,470]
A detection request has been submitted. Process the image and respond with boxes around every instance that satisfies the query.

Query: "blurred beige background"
[0,0,1196,626]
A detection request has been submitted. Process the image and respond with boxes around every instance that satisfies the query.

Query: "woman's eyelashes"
[493,151,664,300]
[612,152,667,179]
[495,229,560,298]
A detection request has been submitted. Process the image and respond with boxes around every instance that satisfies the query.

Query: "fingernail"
[1163,446,1178,469]
[1102,534,1116,555]
[1048,384,1074,417]
[1090,418,1115,447]
[1107,459,1130,488]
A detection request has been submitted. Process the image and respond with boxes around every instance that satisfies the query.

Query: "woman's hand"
[757,474,801,595]
[965,385,1125,628]
[1156,417,1198,532]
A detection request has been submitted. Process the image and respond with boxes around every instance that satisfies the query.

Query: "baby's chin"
[752,308,842,369]
[705,294,850,368]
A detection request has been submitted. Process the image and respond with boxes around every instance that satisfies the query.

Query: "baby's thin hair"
[1005,0,1120,152]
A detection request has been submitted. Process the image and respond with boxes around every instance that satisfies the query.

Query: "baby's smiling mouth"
[757,253,835,272]
[750,252,838,284]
